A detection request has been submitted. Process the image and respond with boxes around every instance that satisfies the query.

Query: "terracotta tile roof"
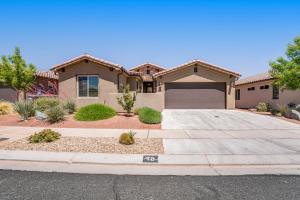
[235,72,274,86]
[130,62,165,71]
[141,75,153,82]
[51,54,123,71]
[153,59,241,77]
[35,71,58,80]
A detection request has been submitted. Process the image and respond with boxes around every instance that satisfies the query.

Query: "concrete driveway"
[162,109,300,130]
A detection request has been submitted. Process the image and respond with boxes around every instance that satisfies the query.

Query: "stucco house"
[235,72,300,109]
[0,71,58,102]
[51,54,240,111]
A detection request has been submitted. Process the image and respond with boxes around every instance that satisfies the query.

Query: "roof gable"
[130,62,165,71]
[153,59,240,78]
[51,54,123,71]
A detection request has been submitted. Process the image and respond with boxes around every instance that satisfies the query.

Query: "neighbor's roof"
[35,71,58,80]
[51,54,123,71]
[130,62,165,71]
[235,72,274,86]
[153,59,241,78]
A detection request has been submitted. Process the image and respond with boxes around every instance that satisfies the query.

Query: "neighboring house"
[0,71,58,102]
[235,72,300,109]
[51,54,240,111]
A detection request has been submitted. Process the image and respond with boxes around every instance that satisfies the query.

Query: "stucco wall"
[236,80,300,109]
[156,64,236,109]
[0,86,17,102]
[57,61,127,107]
[107,92,164,112]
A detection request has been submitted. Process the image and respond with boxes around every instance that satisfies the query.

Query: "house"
[0,71,58,102]
[235,72,300,109]
[51,54,240,111]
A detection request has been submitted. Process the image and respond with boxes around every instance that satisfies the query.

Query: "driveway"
[162,109,300,130]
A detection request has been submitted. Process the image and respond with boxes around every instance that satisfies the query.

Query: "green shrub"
[138,107,162,124]
[0,101,13,115]
[35,97,60,112]
[119,131,136,145]
[63,100,76,114]
[271,108,279,115]
[46,106,64,123]
[14,100,35,120]
[28,129,61,143]
[74,103,116,121]
[256,102,271,112]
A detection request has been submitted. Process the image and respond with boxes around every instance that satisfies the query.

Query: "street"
[0,170,299,200]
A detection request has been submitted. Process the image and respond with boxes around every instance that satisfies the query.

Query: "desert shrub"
[0,101,13,115]
[270,108,279,115]
[74,103,116,121]
[28,129,61,143]
[63,100,76,114]
[117,85,136,115]
[134,108,141,115]
[46,106,64,123]
[256,102,271,112]
[14,100,35,120]
[119,131,136,145]
[278,104,289,117]
[35,97,60,112]
[138,107,162,124]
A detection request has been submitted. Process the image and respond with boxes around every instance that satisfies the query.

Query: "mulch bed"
[0,113,161,129]
[0,137,164,154]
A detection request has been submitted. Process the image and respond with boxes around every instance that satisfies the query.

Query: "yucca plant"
[14,100,35,120]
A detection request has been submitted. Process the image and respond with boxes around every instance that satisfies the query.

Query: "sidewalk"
[1,126,300,175]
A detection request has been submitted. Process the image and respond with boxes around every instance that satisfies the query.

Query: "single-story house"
[0,71,58,102]
[51,54,241,111]
[235,72,300,109]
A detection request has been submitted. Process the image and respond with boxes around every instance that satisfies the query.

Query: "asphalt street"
[0,170,299,200]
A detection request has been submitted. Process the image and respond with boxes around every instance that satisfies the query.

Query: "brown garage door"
[165,82,226,109]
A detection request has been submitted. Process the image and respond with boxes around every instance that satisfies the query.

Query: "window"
[146,69,150,74]
[194,67,198,73]
[235,89,240,100]
[260,85,269,90]
[272,85,279,99]
[247,87,255,91]
[78,75,99,97]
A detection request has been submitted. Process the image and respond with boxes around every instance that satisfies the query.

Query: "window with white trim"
[78,75,99,97]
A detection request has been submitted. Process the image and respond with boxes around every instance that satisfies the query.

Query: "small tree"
[117,85,136,116]
[269,36,300,90]
[0,47,36,100]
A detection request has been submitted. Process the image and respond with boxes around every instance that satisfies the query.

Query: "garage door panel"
[165,83,226,109]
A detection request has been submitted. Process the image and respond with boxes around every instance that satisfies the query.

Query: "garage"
[165,82,226,109]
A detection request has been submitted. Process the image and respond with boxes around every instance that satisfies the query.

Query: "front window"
[235,89,240,100]
[78,75,99,97]
[272,85,279,99]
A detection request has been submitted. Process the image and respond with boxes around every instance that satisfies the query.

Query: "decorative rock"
[287,109,300,120]
[35,110,47,120]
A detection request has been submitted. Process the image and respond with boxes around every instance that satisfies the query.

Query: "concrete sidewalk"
[0,150,300,175]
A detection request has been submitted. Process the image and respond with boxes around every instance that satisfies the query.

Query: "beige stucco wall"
[156,64,237,109]
[107,92,164,112]
[57,61,127,107]
[236,80,300,109]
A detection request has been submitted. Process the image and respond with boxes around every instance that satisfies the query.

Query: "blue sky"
[0,0,299,77]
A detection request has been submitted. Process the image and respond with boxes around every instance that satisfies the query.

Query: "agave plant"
[14,100,36,120]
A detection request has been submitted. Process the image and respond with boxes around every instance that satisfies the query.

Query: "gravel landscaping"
[0,137,164,154]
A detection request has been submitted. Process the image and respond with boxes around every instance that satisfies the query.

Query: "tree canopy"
[269,36,300,90]
[0,47,36,99]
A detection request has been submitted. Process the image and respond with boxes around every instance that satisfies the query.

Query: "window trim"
[77,75,99,98]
